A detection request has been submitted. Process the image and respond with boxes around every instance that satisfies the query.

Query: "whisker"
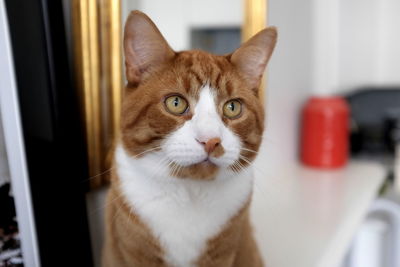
[149,157,171,180]
[238,155,288,208]
[241,147,259,154]
[236,160,248,173]
[91,156,171,215]
[175,164,183,178]
[110,201,124,226]
[233,161,242,172]
[132,146,162,158]
[81,167,115,183]
[240,155,272,180]
[83,146,162,184]
[89,190,125,216]
[231,160,242,174]
[171,162,181,178]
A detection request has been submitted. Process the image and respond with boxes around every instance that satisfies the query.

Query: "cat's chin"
[170,160,220,180]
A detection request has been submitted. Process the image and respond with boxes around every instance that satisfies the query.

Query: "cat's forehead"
[172,50,244,98]
[175,50,229,65]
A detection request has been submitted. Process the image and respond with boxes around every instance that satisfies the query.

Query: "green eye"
[223,100,242,118]
[165,95,188,115]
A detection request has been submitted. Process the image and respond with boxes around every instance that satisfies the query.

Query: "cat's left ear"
[230,27,277,91]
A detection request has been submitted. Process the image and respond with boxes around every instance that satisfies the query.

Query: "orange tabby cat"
[102,11,277,267]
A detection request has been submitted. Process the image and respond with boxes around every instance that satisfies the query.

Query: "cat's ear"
[124,11,175,85]
[230,27,277,91]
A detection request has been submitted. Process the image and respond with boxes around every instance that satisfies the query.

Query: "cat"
[102,10,277,267]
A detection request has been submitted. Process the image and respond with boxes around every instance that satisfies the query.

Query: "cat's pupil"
[174,97,179,107]
[230,102,235,111]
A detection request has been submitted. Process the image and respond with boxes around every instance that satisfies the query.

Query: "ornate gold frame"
[72,0,266,189]
[72,0,122,188]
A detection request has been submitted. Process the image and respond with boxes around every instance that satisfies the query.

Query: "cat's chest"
[116,147,253,267]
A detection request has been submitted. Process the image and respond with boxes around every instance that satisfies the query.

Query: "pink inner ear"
[230,27,277,90]
[124,11,175,85]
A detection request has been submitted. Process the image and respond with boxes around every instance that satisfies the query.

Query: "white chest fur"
[116,145,254,267]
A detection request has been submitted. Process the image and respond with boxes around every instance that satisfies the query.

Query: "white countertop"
[251,160,386,267]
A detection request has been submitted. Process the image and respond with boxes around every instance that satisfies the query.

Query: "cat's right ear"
[124,11,175,85]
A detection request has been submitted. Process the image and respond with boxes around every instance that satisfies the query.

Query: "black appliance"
[346,88,400,157]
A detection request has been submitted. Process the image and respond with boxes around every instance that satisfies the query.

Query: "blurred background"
[0,0,399,267]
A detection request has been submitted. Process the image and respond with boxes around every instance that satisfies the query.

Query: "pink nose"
[198,137,221,154]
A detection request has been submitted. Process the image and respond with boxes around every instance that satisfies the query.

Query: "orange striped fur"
[103,10,277,267]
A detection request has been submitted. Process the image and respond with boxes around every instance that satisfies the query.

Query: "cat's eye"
[223,100,242,119]
[164,95,189,115]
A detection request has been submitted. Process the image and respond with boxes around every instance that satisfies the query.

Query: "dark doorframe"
[5,0,93,266]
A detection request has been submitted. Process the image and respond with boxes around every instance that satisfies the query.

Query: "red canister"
[300,97,350,168]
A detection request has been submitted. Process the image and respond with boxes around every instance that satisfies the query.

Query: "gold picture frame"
[72,0,122,188]
[72,0,266,189]
[244,0,268,102]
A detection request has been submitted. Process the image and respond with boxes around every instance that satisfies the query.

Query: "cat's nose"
[197,137,221,154]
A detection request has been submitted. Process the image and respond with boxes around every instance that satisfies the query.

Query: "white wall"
[311,0,340,95]
[258,0,314,167]
[313,0,400,95]
[140,0,187,50]
[263,0,400,166]
[128,0,242,51]
[376,0,400,85]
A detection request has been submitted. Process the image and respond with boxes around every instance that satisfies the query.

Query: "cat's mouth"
[202,157,212,163]
[169,157,220,180]
[182,157,217,167]
[201,157,217,166]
